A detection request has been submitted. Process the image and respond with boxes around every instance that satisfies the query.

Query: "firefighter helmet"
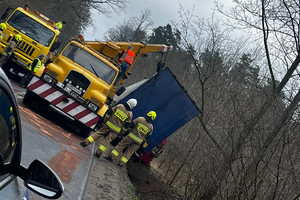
[147,111,157,121]
[0,23,6,31]
[126,98,137,109]
[14,34,22,42]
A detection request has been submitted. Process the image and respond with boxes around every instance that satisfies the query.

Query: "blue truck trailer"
[114,67,200,153]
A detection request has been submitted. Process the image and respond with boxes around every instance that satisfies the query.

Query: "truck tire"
[79,125,92,138]
[23,90,35,105]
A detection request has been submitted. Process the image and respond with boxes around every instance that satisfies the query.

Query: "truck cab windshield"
[7,11,55,47]
[63,44,117,85]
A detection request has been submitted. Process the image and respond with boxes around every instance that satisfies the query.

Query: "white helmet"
[126,98,137,109]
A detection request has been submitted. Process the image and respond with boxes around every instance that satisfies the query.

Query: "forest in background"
[1,1,300,199]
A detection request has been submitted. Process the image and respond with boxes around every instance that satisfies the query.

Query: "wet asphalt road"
[9,74,95,200]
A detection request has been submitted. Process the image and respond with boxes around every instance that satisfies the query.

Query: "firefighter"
[55,21,63,29]
[0,23,6,42]
[55,21,66,30]
[0,34,22,67]
[105,111,156,167]
[115,45,135,84]
[80,98,138,157]
[19,53,45,88]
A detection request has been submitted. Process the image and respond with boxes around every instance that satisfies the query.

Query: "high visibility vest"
[56,21,63,29]
[0,31,3,42]
[123,49,135,65]
[29,58,42,73]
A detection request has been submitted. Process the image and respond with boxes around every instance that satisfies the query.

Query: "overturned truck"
[113,67,200,163]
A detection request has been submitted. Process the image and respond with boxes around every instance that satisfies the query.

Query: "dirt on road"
[82,153,136,200]
[83,146,183,200]
[127,162,183,200]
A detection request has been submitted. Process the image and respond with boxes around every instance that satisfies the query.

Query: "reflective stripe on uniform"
[99,145,106,152]
[114,109,128,121]
[87,136,94,143]
[128,132,143,144]
[106,121,121,133]
[112,149,119,157]
[137,123,149,135]
[121,156,128,163]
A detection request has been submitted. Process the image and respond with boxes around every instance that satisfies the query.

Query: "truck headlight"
[43,74,54,83]
[64,86,72,93]
[56,82,64,88]
[88,102,98,112]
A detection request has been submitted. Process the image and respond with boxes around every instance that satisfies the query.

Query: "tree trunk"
[202,56,300,199]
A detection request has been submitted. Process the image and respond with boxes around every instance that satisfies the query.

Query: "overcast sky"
[83,0,226,41]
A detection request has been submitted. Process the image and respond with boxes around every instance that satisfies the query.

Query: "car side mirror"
[1,7,13,20]
[116,86,126,96]
[1,12,8,20]
[21,159,64,199]
[50,41,61,52]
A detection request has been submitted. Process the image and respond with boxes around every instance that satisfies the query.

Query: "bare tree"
[105,9,153,41]
[195,0,300,199]
[151,1,300,199]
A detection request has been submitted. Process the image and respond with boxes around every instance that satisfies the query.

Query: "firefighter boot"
[80,140,89,147]
[95,149,103,158]
[104,156,113,162]
[80,136,94,148]
[117,162,124,167]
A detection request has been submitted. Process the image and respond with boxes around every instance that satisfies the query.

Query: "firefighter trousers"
[110,135,140,166]
[84,124,119,155]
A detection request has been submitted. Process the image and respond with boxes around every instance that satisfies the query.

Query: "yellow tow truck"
[23,35,172,136]
[0,5,64,74]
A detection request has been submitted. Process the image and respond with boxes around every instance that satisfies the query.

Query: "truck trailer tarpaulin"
[115,67,201,151]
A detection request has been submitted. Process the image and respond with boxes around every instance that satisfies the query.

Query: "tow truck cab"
[0,6,62,74]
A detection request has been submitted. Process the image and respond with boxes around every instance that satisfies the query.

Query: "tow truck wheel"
[23,90,34,105]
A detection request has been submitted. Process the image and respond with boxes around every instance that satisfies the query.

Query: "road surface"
[11,76,94,199]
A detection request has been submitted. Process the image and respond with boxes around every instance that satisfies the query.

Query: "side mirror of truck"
[1,7,13,20]
[50,41,61,52]
[116,86,126,96]
[1,12,8,20]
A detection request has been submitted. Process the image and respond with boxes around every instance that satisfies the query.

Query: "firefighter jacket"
[123,49,135,66]
[128,117,153,144]
[2,40,17,58]
[0,31,3,42]
[105,104,133,134]
[29,58,42,73]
